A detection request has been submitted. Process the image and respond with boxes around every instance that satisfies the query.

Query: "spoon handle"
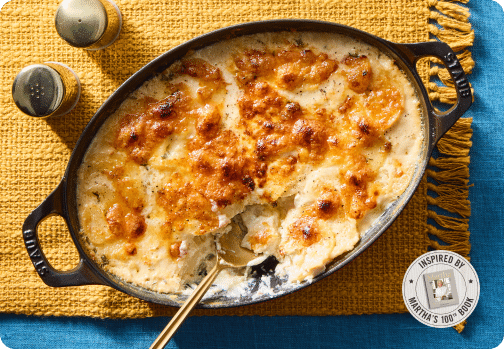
[149,263,223,349]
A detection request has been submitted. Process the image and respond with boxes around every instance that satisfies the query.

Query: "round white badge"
[402,250,479,328]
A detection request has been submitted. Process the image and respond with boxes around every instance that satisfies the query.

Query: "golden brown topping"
[292,119,327,151]
[270,155,299,178]
[125,243,137,256]
[351,118,380,148]
[255,135,286,160]
[179,58,225,86]
[234,49,276,84]
[316,191,341,219]
[318,200,334,214]
[238,80,332,163]
[383,141,392,152]
[358,120,371,135]
[275,48,338,90]
[338,96,355,114]
[288,217,321,247]
[106,44,404,241]
[340,165,378,219]
[248,229,272,250]
[254,162,268,176]
[178,59,227,102]
[105,203,146,239]
[150,92,183,119]
[115,59,227,165]
[364,88,403,130]
[107,166,124,179]
[393,159,404,177]
[157,182,218,234]
[189,130,255,205]
[242,175,255,191]
[196,104,221,139]
[282,101,303,120]
[113,177,144,212]
[234,45,338,90]
[105,203,123,237]
[155,129,262,233]
[125,213,146,238]
[115,91,191,164]
[238,82,284,121]
[169,241,182,259]
[342,55,372,93]
[298,189,342,221]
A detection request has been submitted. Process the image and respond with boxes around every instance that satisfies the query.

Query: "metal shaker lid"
[12,64,65,117]
[55,0,108,48]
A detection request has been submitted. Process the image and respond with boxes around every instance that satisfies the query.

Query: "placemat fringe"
[425,117,473,236]
[430,0,470,22]
[427,189,470,218]
[428,239,471,257]
[427,167,469,187]
[425,117,473,239]
[453,320,467,333]
[429,24,474,53]
[427,0,473,308]
[428,0,474,104]
[427,225,470,245]
[425,115,473,333]
[428,210,469,231]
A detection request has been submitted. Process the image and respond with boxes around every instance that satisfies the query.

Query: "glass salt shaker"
[55,0,122,50]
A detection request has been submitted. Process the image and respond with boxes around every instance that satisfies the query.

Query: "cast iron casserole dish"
[22,19,472,308]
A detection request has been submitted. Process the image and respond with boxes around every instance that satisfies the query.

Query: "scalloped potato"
[77,32,423,293]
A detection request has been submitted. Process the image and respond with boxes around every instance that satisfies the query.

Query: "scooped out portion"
[76,31,423,294]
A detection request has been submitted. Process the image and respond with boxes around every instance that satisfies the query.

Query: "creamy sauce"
[76,32,423,294]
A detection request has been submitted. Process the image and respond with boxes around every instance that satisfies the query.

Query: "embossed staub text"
[444,52,471,98]
[23,230,49,276]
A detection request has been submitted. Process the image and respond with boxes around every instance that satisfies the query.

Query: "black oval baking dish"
[22,19,472,308]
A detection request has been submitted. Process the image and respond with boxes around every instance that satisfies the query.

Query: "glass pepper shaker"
[12,62,81,118]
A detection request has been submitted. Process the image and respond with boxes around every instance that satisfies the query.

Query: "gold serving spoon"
[149,219,258,349]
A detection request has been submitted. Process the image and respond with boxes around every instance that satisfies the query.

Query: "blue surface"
[2,1,504,348]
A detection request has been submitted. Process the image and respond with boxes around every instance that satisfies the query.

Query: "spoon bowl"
[217,220,258,267]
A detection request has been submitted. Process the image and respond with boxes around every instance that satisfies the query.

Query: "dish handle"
[392,41,472,146]
[22,180,107,287]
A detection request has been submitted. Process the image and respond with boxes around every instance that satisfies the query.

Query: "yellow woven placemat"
[0,0,474,327]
